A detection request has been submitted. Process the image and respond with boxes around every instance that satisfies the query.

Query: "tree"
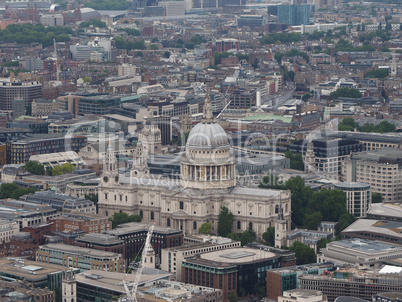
[378,22,382,30]
[317,237,332,252]
[362,23,365,31]
[149,44,159,50]
[285,151,304,171]
[229,291,238,302]
[372,192,383,203]
[284,176,313,227]
[336,213,356,239]
[329,88,362,100]
[83,76,90,83]
[274,51,284,63]
[385,22,392,31]
[163,51,171,58]
[55,287,62,302]
[0,183,21,199]
[110,211,142,229]
[85,0,130,10]
[338,117,359,131]
[23,161,45,175]
[218,207,234,237]
[151,37,158,43]
[262,227,275,246]
[259,172,284,189]
[85,194,98,205]
[240,229,256,246]
[357,24,361,31]
[227,232,240,241]
[302,93,311,102]
[52,163,75,176]
[198,222,212,234]
[289,241,316,265]
[303,212,323,230]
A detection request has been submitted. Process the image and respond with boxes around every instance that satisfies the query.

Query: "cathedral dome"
[186,122,229,149]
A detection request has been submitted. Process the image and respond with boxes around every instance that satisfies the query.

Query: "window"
[193,221,197,230]
[237,221,241,230]
[105,194,108,200]
[140,210,143,218]
[167,218,171,227]
[151,212,154,220]
[179,201,184,210]
[249,222,253,230]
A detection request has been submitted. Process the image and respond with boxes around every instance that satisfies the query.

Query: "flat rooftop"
[367,203,402,220]
[200,247,277,264]
[106,222,182,236]
[329,239,402,255]
[75,269,171,294]
[39,243,122,258]
[0,258,66,282]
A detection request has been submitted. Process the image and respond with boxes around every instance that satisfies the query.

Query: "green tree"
[10,188,35,199]
[285,151,304,171]
[336,213,356,239]
[262,226,275,246]
[372,192,383,203]
[23,160,45,175]
[52,163,75,176]
[385,22,392,31]
[227,232,241,241]
[317,237,332,252]
[240,229,256,246]
[55,287,62,302]
[259,172,284,189]
[303,212,323,230]
[378,22,382,30]
[329,88,362,100]
[302,93,311,101]
[229,291,238,302]
[338,117,359,131]
[150,44,159,50]
[163,51,171,58]
[83,76,90,83]
[85,0,130,10]
[85,194,99,205]
[151,37,158,43]
[365,68,389,79]
[274,51,284,63]
[284,176,313,227]
[110,211,142,229]
[218,207,234,237]
[289,241,316,265]
[198,222,212,234]
[0,183,21,199]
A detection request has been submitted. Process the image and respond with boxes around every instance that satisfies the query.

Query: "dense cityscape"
[0,0,400,301]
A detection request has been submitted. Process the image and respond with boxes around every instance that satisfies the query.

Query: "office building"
[0,127,32,143]
[31,99,58,117]
[277,4,310,25]
[0,199,59,231]
[0,79,42,111]
[51,213,111,234]
[182,247,288,301]
[70,38,116,62]
[37,243,125,272]
[341,219,402,245]
[366,203,402,222]
[328,132,402,151]
[228,88,256,109]
[334,182,371,218]
[299,269,402,302]
[209,39,239,52]
[236,14,269,28]
[317,239,402,269]
[279,289,328,302]
[292,138,364,180]
[161,236,241,281]
[6,134,87,164]
[0,258,76,291]
[266,263,336,300]
[75,233,125,258]
[373,292,402,302]
[104,222,183,262]
[21,190,96,214]
[39,14,64,26]
[342,148,402,203]
[7,118,50,134]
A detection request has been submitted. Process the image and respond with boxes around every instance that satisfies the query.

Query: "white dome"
[186,121,229,149]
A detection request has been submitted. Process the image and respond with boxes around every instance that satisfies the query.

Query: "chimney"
[256,90,261,108]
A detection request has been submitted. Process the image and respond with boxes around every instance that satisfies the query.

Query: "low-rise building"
[266,263,336,301]
[0,258,77,290]
[0,199,59,231]
[20,190,96,214]
[317,239,402,269]
[279,289,328,302]
[51,213,111,234]
[37,243,125,272]
[366,203,402,222]
[299,268,402,302]
[341,219,402,245]
[161,236,241,281]
[182,247,289,301]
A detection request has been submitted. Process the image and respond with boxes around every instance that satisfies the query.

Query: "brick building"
[50,213,111,234]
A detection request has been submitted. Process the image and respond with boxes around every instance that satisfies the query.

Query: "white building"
[334,182,371,218]
[98,94,292,239]
[279,289,327,302]
[0,219,19,244]
[40,14,64,26]
[117,64,136,77]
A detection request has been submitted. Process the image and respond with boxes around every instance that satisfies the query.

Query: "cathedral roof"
[186,91,229,150]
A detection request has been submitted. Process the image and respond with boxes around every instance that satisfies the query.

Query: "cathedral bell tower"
[101,140,120,185]
[131,135,150,178]
[274,200,287,248]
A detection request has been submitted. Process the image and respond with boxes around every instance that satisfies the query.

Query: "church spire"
[202,88,214,123]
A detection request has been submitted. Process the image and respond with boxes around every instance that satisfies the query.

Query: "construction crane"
[122,225,154,302]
